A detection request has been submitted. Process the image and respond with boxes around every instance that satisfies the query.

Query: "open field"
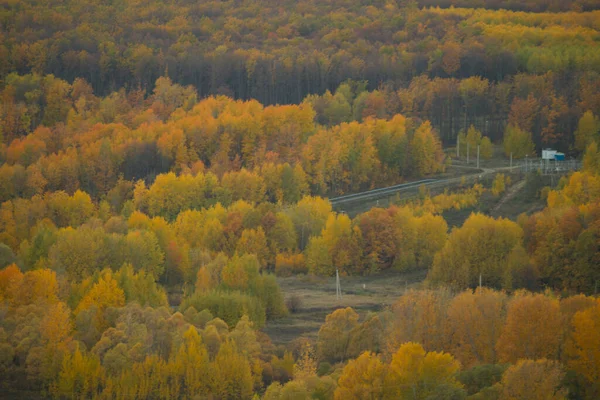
[262,270,427,346]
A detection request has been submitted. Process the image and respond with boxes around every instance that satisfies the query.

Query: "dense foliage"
[1,0,600,398]
[2,1,600,148]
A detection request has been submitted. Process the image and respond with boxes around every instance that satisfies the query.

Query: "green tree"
[574,111,600,152]
[503,125,535,159]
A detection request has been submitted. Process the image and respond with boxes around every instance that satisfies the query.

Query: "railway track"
[328,179,439,205]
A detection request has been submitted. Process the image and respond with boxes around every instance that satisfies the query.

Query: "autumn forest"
[1,0,600,399]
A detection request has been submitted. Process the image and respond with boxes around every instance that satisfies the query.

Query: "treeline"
[1,0,599,107]
[2,265,599,398]
[0,76,446,205]
[305,72,600,150]
[2,267,599,398]
[313,288,600,399]
[2,72,599,160]
[419,0,600,12]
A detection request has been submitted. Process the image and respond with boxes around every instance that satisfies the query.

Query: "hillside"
[1,0,600,398]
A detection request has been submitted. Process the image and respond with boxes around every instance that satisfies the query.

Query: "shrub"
[179,290,266,328]
[286,295,303,314]
[275,253,307,276]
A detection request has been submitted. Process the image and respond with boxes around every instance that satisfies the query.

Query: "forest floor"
[262,269,427,346]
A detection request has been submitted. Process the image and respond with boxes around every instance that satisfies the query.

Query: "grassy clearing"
[262,270,427,346]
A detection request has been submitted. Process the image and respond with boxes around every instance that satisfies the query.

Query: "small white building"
[542,149,557,160]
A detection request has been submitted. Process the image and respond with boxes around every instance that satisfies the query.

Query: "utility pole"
[467,143,470,164]
[336,269,342,300]
[479,273,482,289]
[477,145,480,169]
[510,152,513,169]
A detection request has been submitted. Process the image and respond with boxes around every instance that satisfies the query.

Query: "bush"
[317,362,332,376]
[491,174,506,196]
[286,295,303,313]
[0,244,16,269]
[179,290,266,328]
[275,253,307,276]
[457,364,509,396]
[250,274,288,319]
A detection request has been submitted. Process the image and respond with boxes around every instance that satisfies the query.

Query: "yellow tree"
[410,121,445,176]
[221,168,266,204]
[480,136,493,159]
[229,316,263,391]
[574,111,600,152]
[221,254,260,291]
[412,213,448,269]
[503,125,535,159]
[429,213,524,290]
[74,271,125,332]
[305,236,333,276]
[334,351,387,400]
[321,213,358,274]
[294,341,317,381]
[496,292,562,363]
[210,340,254,400]
[583,141,600,174]
[566,300,600,385]
[172,326,211,398]
[446,288,507,367]
[441,42,462,76]
[52,345,105,400]
[386,289,452,355]
[196,266,213,293]
[0,263,23,301]
[491,173,506,196]
[39,301,73,381]
[317,307,359,362]
[9,268,58,306]
[384,342,463,400]
[498,359,567,400]
[48,227,105,281]
[236,227,269,269]
[106,352,173,399]
[288,195,332,250]
[465,125,482,153]
[356,207,398,269]
[559,294,597,361]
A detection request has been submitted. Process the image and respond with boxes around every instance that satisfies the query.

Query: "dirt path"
[490,179,526,216]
